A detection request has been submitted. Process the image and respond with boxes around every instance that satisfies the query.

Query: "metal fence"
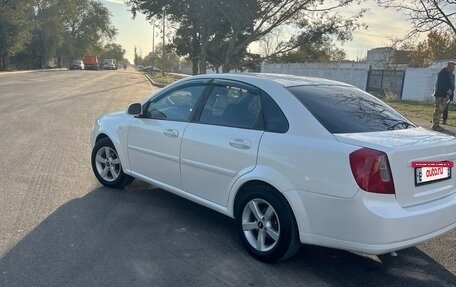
[366,69,406,99]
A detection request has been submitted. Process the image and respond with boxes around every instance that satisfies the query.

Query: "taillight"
[349,148,395,194]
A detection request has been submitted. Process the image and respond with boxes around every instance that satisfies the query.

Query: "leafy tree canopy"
[0,0,34,69]
[408,31,456,67]
[4,0,121,70]
[127,0,366,73]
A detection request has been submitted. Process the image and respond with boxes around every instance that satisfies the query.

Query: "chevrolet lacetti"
[90,73,456,262]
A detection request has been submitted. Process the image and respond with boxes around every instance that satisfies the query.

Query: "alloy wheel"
[241,198,280,252]
[95,146,121,182]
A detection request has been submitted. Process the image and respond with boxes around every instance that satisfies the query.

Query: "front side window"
[288,85,416,133]
[199,84,261,129]
[145,85,206,121]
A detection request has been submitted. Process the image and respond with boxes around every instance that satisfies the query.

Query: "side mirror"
[127,103,143,116]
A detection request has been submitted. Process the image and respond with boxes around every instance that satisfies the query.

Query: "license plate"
[415,166,452,186]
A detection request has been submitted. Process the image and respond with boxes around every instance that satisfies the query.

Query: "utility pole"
[162,9,165,76]
[152,23,155,67]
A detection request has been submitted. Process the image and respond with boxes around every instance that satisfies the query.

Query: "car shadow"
[0,182,455,287]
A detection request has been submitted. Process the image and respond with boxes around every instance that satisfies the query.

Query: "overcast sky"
[102,0,412,63]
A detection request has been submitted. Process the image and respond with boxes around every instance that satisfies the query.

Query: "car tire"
[91,137,134,188]
[235,186,301,263]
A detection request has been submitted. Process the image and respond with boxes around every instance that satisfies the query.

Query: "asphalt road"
[0,69,454,287]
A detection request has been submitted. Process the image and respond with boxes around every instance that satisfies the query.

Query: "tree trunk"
[192,57,199,75]
[199,23,207,74]
[1,54,9,71]
[191,25,199,75]
[222,34,240,73]
[199,40,207,74]
[222,64,230,73]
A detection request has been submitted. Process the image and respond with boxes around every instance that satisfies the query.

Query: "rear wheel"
[235,186,301,263]
[91,137,134,188]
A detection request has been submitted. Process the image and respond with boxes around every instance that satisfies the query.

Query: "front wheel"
[91,137,134,188]
[235,186,301,263]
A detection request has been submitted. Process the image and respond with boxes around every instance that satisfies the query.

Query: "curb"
[0,68,66,76]
[143,73,166,88]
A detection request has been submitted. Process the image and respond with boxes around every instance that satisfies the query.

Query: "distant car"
[69,60,84,70]
[102,59,117,70]
[143,66,161,73]
[82,55,98,70]
[90,73,456,263]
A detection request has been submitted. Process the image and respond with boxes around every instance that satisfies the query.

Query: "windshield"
[287,85,416,134]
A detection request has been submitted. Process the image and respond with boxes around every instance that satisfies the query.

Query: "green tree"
[143,44,181,72]
[12,0,117,69]
[128,0,365,73]
[31,0,64,67]
[129,0,224,74]
[274,13,364,63]
[408,31,456,67]
[0,0,33,70]
[98,43,126,63]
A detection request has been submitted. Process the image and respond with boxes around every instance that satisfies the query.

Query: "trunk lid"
[334,127,456,207]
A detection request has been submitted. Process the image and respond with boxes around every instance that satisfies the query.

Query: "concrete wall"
[180,61,444,102]
[261,62,369,90]
[261,62,446,102]
[402,68,439,101]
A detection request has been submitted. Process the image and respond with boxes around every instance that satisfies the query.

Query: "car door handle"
[163,129,179,138]
[229,139,252,150]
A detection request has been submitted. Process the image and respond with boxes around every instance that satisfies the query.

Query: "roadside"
[143,71,188,88]
[386,100,456,136]
[408,116,456,136]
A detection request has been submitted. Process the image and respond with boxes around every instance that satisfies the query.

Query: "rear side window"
[287,85,416,133]
[260,91,289,133]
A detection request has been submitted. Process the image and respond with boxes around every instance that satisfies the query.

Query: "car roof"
[188,73,352,88]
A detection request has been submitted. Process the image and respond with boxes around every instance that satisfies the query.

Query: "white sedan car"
[91,73,456,262]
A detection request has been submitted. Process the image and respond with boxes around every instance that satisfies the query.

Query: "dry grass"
[385,99,456,126]
[146,72,186,86]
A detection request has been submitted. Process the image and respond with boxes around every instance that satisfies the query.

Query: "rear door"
[180,81,264,206]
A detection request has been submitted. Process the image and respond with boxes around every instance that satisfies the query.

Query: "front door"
[127,83,207,188]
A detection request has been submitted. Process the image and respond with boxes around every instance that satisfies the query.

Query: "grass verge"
[385,99,456,126]
[146,72,186,86]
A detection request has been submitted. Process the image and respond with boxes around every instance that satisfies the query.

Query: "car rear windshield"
[287,85,416,133]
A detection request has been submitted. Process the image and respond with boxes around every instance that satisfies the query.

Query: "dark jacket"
[434,68,455,99]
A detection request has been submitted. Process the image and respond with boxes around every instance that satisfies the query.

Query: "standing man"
[432,61,455,131]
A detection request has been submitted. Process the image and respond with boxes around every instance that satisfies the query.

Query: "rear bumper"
[284,189,456,255]
[84,64,98,70]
